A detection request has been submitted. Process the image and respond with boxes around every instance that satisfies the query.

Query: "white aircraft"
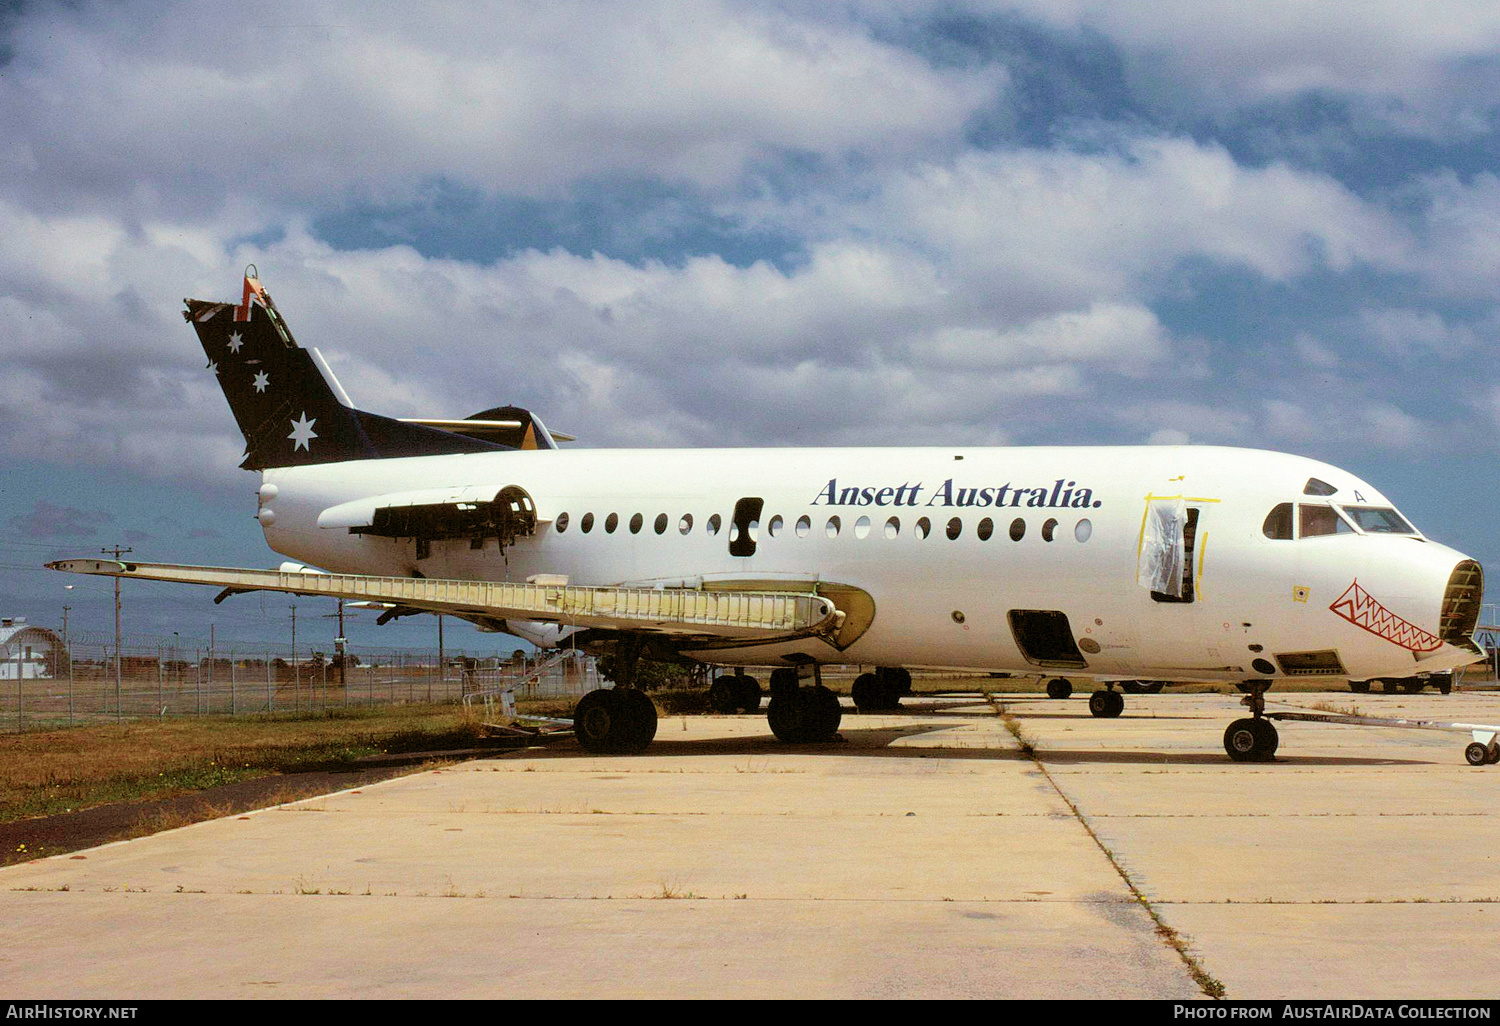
[50,273,1486,761]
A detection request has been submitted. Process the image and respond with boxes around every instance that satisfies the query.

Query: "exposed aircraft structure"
[49,272,1488,761]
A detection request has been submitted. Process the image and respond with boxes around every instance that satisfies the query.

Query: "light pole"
[101,544,131,722]
[62,602,72,726]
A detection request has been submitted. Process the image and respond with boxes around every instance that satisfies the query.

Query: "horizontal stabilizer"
[47,559,843,642]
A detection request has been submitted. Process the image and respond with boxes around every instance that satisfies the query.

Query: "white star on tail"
[252,371,269,393]
[227,331,243,354]
[288,412,317,451]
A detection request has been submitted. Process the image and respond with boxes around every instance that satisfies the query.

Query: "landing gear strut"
[767,665,842,742]
[1223,681,1278,762]
[573,638,659,754]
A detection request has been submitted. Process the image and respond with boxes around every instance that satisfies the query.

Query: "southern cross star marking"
[288,412,317,451]
[227,331,243,354]
[252,371,269,393]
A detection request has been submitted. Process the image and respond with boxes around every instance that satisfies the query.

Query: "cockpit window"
[1339,505,1417,535]
[1262,503,1293,540]
[1299,504,1353,537]
[1303,478,1338,496]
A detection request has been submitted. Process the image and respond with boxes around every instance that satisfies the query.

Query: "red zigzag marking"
[1328,580,1441,652]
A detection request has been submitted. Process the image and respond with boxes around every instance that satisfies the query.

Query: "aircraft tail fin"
[184,270,507,470]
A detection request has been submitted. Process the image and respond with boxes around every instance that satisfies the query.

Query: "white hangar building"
[0,618,63,680]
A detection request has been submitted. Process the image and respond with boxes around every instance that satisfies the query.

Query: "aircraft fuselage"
[256,443,1480,685]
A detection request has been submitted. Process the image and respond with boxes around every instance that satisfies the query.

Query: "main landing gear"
[574,687,659,754]
[1088,687,1125,718]
[573,638,659,754]
[766,666,842,743]
[851,667,911,712]
[709,670,763,713]
[1223,681,1278,762]
[1044,678,1159,711]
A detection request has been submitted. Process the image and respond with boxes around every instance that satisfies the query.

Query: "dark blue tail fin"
[184,272,508,470]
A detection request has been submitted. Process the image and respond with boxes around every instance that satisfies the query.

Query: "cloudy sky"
[2,1,1497,652]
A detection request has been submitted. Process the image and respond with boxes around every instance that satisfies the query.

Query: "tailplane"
[184,270,509,470]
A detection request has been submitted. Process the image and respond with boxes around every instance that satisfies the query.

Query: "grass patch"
[0,703,489,825]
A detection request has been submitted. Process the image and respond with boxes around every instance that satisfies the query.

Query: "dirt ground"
[0,744,535,867]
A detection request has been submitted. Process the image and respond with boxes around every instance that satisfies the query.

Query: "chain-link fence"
[1,634,600,733]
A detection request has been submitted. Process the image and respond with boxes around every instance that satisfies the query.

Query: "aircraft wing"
[46,559,843,642]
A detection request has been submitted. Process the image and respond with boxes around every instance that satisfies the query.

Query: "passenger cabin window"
[1299,504,1351,538]
[1263,503,1293,540]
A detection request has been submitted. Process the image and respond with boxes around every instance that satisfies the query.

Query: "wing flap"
[47,559,843,641]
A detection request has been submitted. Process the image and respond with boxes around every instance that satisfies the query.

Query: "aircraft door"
[1138,498,1205,603]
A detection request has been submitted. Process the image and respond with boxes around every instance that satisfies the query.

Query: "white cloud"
[921,303,1167,371]
[766,136,1411,314]
[996,0,1500,139]
[1356,306,1478,359]
[0,1,1003,216]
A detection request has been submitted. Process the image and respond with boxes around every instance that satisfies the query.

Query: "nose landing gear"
[1223,681,1279,761]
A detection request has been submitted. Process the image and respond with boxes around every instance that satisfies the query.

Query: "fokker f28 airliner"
[49,273,1486,762]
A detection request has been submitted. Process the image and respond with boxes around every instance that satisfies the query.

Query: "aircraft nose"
[1329,543,1483,673]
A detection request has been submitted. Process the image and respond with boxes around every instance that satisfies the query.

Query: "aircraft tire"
[810,686,842,739]
[709,676,739,713]
[1088,690,1123,718]
[768,667,799,696]
[1381,680,1400,694]
[1465,742,1489,766]
[852,673,880,712]
[882,667,912,698]
[1046,678,1073,700]
[736,674,762,712]
[1224,719,1260,762]
[767,692,809,742]
[616,688,658,751]
[575,689,623,753]
[1251,718,1278,759]
[1349,681,1371,693]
